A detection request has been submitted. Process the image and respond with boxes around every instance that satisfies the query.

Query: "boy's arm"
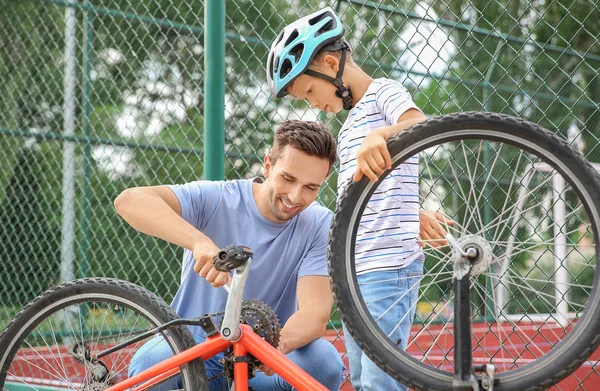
[352,109,453,248]
[278,275,333,354]
[353,108,426,182]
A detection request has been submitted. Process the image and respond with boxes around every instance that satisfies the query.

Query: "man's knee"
[128,337,181,391]
[295,338,344,389]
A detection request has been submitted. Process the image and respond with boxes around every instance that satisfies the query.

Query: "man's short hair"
[271,120,337,171]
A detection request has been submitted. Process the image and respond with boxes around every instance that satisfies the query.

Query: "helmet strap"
[304,47,354,110]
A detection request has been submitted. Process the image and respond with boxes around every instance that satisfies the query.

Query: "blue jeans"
[343,260,423,391]
[129,333,344,390]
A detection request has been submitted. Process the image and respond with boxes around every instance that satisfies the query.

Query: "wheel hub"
[451,234,493,277]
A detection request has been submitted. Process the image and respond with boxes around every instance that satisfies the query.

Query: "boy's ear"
[322,54,340,73]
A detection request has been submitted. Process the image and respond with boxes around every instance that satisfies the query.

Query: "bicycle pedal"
[197,315,220,337]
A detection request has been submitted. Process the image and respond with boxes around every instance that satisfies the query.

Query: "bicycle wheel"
[329,112,600,391]
[0,277,207,390]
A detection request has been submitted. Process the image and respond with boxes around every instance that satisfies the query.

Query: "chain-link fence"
[1,0,599,389]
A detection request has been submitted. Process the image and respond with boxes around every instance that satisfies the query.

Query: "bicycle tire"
[329,112,600,391]
[0,277,208,390]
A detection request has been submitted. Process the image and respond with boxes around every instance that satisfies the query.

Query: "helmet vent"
[290,43,304,61]
[308,13,327,26]
[285,29,299,47]
[274,30,285,46]
[316,20,333,36]
[281,58,293,78]
[268,53,274,78]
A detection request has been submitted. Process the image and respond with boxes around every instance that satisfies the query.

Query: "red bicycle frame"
[105,324,328,391]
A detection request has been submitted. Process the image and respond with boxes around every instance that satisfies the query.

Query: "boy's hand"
[418,210,455,248]
[192,241,230,287]
[353,129,392,182]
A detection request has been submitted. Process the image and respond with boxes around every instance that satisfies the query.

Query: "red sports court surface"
[327,320,600,391]
[6,322,599,390]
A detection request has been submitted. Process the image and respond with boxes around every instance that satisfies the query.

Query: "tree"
[0,147,60,305]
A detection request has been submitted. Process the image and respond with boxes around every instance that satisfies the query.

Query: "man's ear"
[264,155,272,178]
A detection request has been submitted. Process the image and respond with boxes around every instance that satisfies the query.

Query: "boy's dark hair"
[271,120,337,172]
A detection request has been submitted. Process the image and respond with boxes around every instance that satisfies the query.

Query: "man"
[114,120,344,390]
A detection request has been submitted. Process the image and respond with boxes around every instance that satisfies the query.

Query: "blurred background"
[0,0,598,388]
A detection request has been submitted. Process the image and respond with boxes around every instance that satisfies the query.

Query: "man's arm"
[114,186,229,286]
[278,275,333,354]
[114,186,206,251]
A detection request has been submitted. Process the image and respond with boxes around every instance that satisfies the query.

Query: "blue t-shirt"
[168,178,332,337]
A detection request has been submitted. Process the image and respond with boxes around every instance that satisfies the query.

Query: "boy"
[268,7,450,391]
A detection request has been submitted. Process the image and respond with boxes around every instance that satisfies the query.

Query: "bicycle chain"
[208,299,281,383]
[77,299,280,347]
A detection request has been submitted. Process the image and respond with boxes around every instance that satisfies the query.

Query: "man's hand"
[419,210,454,248]
[258,338,289,376]
[192,241,230,287]
[353,129,391,182]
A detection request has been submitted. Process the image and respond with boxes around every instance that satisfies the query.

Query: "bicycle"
[0,245,329,390]
[328,112,600,391]
[1,112,599,391]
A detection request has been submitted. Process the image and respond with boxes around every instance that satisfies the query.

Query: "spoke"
[385,266,455,337]
[502,204,586,243]
[469,141,504,234]
[491,151,525,245]
[470,172,555,240]
[55,307,85,387]
[490,271,588,312]
[491,237,593,247]
[78,303,90,386]
[490,234,593,268]
[501,273,569,343]
[7,369,74,391]
[420,241,453,258]
[433,148,471,237]
[92,301,111,363]
[111,309,146,381]
[360,271,454,287]
[355,195,463,251]
[471,280,540,369]
[18,339,74,387]
[471,279,522,362]
[505,275,591,291]
[388,275,454,338]
[366,275,454,310]
[47,316,71,386]
[421,148,457,214]
[111,335,164,383]
[460,141,486,234]
[483,276,512,370]
[411,301,455,365]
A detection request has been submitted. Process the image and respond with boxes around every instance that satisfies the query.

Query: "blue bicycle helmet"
[267,7,354,109]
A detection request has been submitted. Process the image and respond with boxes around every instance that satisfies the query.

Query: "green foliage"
[0,0,598,316]
[0,148,60,305]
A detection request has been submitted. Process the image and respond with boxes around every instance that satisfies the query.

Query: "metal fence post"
[204,0,225,180]
[60,0,77,283]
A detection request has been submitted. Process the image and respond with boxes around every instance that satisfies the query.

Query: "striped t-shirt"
[337,78,423,274]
